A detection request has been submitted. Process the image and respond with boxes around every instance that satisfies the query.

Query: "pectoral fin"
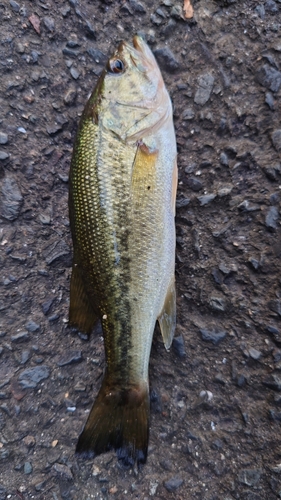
[158,278,176,350]
[69,262,98,336]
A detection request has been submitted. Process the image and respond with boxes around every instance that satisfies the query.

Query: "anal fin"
[158,278,176,350]
[69,263,98,336]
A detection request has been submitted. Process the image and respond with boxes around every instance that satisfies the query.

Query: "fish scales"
[69,35,177,466]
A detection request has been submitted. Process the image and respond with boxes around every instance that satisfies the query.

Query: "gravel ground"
[1,0,281,498]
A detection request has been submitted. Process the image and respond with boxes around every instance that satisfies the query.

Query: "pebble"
[271,129,281,152]
[70,67,80,80]
[256,64,281,92]
[255,4,265,18]
[187,177,203,192]
[265,0,279,12]
[263,374,281,391]
[56,350,82,366]
[176,196,190,208]
[0,151,9,160]
[248,347,262,360]
[220,152,229,166]
[63,87,77,106]
[42,298,54,315]
[172,335,186,358]
[266,325,281,344]
[200,328,226,345]
[10,0,20,11]
[209,295,226,312]
[0,176,23,221]
[182,108,195,120]
[0,485,7,500]
[0,133,8,145]
[18,365,50,389]
[197,193,216,206]
[87,48,107,65]
[25,321,40,333]
[51,463,73,481]
[11,331,29,343]
[23,435,36,447]
[85,20,96,38]
[265,206,279,231]
[150,389,162,413]
[24,461,33,474]
[265,91,275,109]
[238,469,261,487]
[163,477,184,492]
[194,73,214,106]
[42,239,70,266]
[153,47,179,73]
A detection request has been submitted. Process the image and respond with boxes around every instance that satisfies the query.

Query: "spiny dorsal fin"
[69,262,98,336]
[158,278,176,350]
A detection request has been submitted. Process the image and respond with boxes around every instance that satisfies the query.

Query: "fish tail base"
[76,378,149,467]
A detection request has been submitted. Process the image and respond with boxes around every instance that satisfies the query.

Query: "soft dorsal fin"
[157,278,176,350]
[69,261,98,336]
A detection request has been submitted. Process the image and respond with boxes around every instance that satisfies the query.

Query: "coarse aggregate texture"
[0,0,281,498]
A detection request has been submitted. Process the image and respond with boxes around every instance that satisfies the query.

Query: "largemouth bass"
[69,35,177,466]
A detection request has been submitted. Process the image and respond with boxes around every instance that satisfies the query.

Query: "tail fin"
[76,378,149,467]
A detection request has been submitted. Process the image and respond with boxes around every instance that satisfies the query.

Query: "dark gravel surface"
[1,0,281,498]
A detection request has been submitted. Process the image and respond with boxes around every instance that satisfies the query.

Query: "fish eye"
[108,58,125,74]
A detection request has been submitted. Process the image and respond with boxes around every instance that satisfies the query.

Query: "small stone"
[56,350,82,366]
[42,298,54,315]
[256,64,281,92]
[266,325,281,344]
[51,463,73,481]
[43,16,55,31]
[18,365,50,389]
[24,461,33,474]
[0,484,7,500]
[176,196,190,208]
[220,152,229,166]
[42,239,70,265]
[70,67,80,80]
[197,193,216,206]
[153,47,179,73]
[0,133,8,145]
[46,123,63,135]
[0,176,23,221]
[272,129,281,152]
[265,206,279,231]
[25,321,40,333]
[248,347,261,360]
[182,108,195,120]
[163,477,184,492]
[263,374,281,391]
[172,335,186,358]
[255,4,265,19]
[265,92,275,109]
[200,328,226,345]
[64,87,77,106]
[10,0,20,12]
[87,48,107,65]
[238,469,261,487]
[209,296,226,312]
[23,435,36,447]
[11,331,29,343]
[0,151,9,160]
[194,73,215,106]
[187,177,203,192]
[39,213,51,225]
[265,0,279,12]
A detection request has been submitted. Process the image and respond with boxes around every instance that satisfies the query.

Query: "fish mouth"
[117,36,151,73]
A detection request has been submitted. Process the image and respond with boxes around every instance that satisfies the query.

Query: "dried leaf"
[183,0,194,18]
[29,13,41,35]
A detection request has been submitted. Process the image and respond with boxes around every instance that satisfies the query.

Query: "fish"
[68,35,177,466]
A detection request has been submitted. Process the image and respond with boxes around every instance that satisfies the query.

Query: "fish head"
[98,36,172,142]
